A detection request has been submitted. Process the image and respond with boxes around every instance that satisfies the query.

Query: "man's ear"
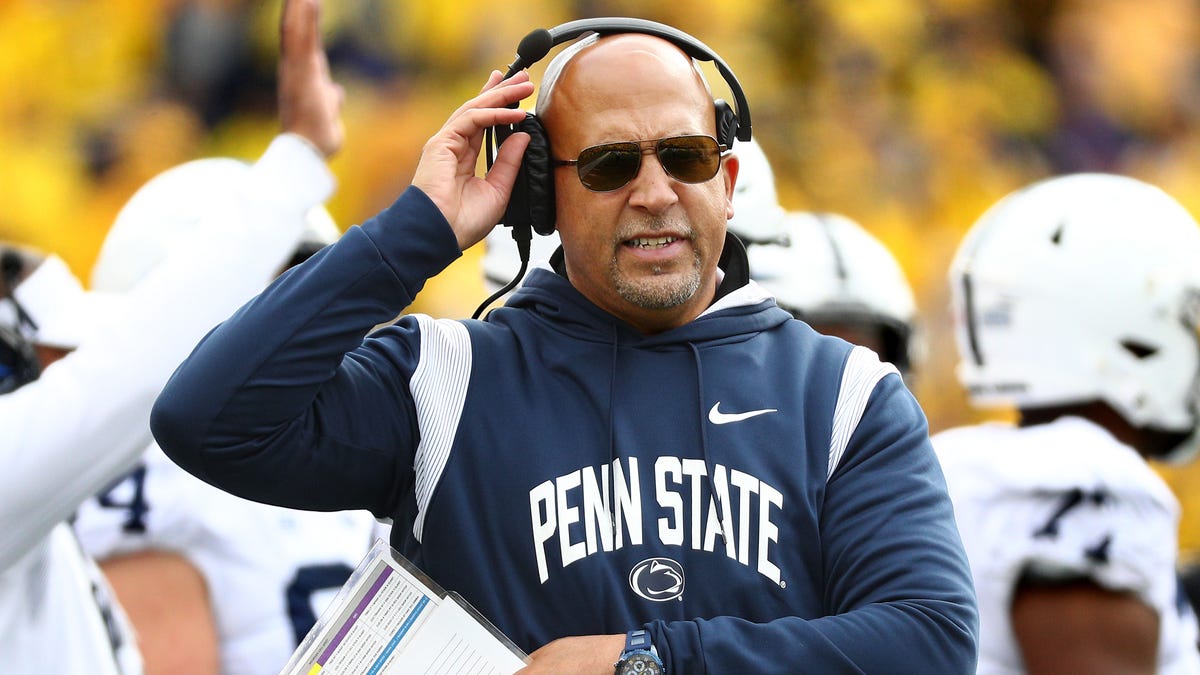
[722,153,740,220]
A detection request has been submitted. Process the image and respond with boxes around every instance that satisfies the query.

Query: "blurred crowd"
[4,0,1200,549]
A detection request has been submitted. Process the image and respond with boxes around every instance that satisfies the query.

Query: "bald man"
[153,21,977,675]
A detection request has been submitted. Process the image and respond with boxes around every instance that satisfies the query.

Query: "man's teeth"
[628,236,678,249]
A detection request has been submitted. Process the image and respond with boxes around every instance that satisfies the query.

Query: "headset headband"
[503,17,752,142]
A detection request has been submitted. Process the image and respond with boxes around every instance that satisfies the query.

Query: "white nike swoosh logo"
[708,402,778,425]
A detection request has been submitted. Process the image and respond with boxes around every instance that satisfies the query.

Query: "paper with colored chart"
[279,538,529,675]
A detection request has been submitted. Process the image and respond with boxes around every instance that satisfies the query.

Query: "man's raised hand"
[411,70,535,251]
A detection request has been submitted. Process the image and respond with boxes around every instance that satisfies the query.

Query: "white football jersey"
[0,524,142,674]
[0,134,337,675]
[934,417,1200,674]
[73,443,379,675]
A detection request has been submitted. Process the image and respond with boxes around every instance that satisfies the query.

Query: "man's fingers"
[441,86,534,142]
[488,69,530,90]
[479,70,505,94]
[484,131,532,193]
[449,72,533,120]
[440,107,530,149]
[280,0,320,57]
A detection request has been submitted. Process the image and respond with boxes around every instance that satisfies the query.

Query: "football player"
[0,0,347,671]
[70,158,379,675]
[748,211,918,380]
[726,137,919,380]
[934,173,1200,673]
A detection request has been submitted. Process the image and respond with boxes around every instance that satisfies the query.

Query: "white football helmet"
[726,137,787,246]
[750,211,918,376]
[91,158,338,294]
[950,173,1200,462]
[480,226,561,295]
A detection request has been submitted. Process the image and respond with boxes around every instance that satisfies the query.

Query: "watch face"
[615,652,664,675]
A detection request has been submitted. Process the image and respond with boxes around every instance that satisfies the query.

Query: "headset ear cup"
[518,115,557,236]
[497,114,556,238]
[494,120,528,236]
[714,99,738,149]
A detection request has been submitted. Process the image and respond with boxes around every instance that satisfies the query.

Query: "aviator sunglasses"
[554,134,728,192]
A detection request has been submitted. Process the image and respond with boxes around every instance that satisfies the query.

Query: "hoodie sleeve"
[151,186,463,516]
[648,363,979,673]
[0,134,332,573]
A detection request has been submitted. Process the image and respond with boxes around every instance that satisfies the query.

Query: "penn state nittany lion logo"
[629,557,685,602]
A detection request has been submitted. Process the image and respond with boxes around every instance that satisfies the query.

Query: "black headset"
[474,18,753,318]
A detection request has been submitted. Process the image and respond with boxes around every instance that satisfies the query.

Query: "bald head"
[536,33,716,141]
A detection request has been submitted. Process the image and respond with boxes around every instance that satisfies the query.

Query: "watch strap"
[625,629,653,653]
[615,629,664,675]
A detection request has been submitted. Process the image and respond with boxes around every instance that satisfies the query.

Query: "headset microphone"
[508,28,554,77]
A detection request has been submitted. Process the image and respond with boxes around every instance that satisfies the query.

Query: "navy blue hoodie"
[152,187,978,673]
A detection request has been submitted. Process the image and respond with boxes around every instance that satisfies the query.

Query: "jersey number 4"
[95,464,149,534]
[94,464,357,645]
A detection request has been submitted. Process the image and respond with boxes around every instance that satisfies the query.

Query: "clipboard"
[279,538,529,675]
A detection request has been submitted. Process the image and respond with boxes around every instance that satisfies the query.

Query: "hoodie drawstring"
[608,324,620,540]
[604,333,727,543]
[689,341,726,542]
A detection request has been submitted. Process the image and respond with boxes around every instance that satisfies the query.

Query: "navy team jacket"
[152,187,978,673]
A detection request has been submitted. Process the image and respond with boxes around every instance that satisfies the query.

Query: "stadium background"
[4,0,1200,552]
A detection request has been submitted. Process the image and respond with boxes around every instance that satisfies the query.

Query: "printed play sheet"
[280,539,528,675]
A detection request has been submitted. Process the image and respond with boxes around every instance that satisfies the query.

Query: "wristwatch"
[614,629,664,675]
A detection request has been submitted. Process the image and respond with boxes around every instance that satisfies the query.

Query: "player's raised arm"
[279,0,344,159]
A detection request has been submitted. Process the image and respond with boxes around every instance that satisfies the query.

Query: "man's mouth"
[625,236,680,250]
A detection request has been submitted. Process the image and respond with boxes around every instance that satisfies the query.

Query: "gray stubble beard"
[611,250,702,310]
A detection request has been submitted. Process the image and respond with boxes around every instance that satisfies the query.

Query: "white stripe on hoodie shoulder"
[829,346,899,480]
[409,314,472,542]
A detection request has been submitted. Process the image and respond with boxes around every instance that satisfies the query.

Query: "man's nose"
[626,149,680,214]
